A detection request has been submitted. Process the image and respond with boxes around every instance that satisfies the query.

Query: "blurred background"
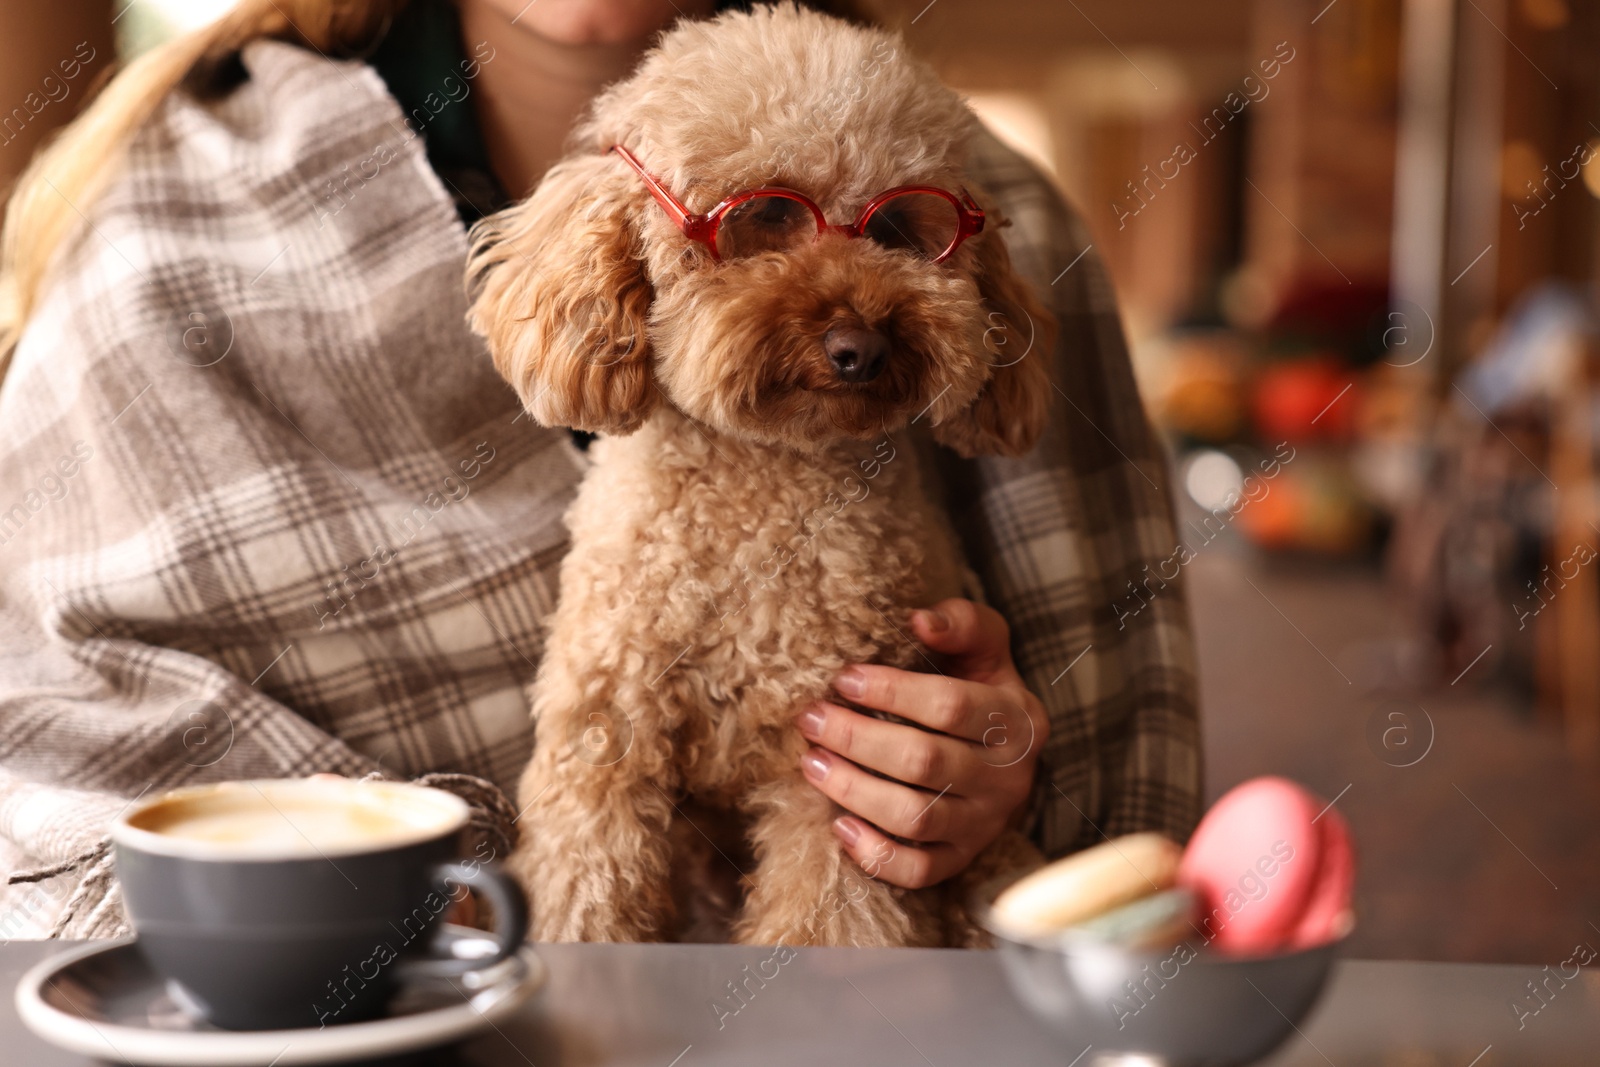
[3,0,1597,964]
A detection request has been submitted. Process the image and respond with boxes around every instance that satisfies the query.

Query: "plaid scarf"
[0,37,1198,939]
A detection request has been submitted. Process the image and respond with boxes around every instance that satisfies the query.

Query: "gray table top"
[2,941,1595,1066]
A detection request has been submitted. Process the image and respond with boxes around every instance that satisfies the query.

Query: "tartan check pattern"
[0,39,1198,939]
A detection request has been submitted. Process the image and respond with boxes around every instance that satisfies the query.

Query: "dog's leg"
[509,698,678,943]
[731,777,938,948]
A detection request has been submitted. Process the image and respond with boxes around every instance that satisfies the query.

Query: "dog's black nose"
[823,327,888,383]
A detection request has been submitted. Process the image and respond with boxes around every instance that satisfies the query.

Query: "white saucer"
[15,925,547,1065]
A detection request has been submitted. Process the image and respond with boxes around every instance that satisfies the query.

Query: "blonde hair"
[0,0,401,369]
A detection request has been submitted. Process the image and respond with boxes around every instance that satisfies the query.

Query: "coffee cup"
[110,778,528,1031]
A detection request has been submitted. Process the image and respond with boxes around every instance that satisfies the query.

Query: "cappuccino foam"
[124,781,464,858]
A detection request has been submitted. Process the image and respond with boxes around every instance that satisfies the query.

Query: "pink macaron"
[1290,805,1355,948]
[1178,777,1354,955]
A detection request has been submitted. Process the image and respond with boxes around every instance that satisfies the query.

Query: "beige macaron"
[991,832,1183,937]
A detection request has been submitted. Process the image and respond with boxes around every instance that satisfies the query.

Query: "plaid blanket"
[0,38,1198,939]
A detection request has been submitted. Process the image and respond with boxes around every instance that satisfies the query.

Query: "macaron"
[991,832,1182,938]
[1288,805,1354,948]
[1072,886,1198,949]
[1178,777,1353,955]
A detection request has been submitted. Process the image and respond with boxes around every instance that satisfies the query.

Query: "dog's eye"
[749,198,804,227]
[864,208,916,250]
[863,193,962,260]
[715,194,818,259]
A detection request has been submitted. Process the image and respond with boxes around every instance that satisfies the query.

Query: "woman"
[0,0,1199,939]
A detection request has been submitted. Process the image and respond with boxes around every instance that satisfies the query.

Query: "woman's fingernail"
[797,706,826,739]
[802,750,832,782]
[918,608,948,633]
[832,668,866,699]
[833,816,861,845]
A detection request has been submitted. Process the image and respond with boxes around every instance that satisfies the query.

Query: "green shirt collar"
[367,0,509,225]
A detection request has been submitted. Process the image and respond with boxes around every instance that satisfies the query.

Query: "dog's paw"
[734,870,939,948]
[515,833,674,943]
[524,862,666,943]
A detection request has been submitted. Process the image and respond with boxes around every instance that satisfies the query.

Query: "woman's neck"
[457,0,709,198]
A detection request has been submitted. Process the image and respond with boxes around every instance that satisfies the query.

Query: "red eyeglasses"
[612,144,985,264]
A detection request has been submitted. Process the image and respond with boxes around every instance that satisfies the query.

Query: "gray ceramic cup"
[110,778,528,1031]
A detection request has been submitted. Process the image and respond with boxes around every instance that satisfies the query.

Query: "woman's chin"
[476,0,715,46]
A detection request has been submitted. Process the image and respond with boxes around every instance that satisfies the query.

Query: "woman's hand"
[797,598,1048,889]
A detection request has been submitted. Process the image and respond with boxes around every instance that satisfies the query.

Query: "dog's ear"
[468,152,657,435]
[931,217,1057,458]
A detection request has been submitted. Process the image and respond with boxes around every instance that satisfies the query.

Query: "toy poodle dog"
[468,2,1055,947]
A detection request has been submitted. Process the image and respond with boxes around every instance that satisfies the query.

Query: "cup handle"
[396,861,530,981]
